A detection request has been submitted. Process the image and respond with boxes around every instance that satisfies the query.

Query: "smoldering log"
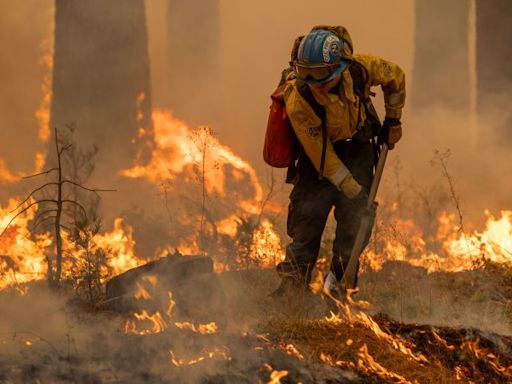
[105,253,227,324]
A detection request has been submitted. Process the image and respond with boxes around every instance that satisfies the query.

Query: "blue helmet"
[294,29,351,85]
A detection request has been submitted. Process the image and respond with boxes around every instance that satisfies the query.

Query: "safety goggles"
[294,60,351,85]
[295,63,339,82]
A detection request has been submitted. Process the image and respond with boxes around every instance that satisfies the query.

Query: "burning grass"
[266,311,512,383]
[2,255,512,383]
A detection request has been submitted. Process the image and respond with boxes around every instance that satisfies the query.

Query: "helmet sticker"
[323,35,340,63]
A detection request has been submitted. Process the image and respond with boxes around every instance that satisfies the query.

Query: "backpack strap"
[296,80,328,180]
[349,61,382,170]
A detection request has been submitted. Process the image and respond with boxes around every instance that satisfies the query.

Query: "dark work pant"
[276,140,375,286]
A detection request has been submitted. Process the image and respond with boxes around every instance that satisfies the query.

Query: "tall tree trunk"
[166,0,220,127]
[476,0,512,139]
[50,0,153,176]
[411,0,470,112]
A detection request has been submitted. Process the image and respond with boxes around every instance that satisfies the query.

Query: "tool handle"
[367,143,388,208]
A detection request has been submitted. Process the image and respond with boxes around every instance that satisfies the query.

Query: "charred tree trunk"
[411,0,470,112]
[50,0,153,176]
[166,0,220,126]
[476,0,512,139]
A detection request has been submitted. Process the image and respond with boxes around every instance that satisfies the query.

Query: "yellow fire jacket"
[283,53,405,189]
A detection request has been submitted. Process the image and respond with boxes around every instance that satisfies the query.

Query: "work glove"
[379,117,402,150]
[339,174,362,199]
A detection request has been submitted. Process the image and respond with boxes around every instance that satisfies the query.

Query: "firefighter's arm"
[353,53,406,119]
[283,83,352,190]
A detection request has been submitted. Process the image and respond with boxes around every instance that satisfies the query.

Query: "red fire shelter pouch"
[263,84,298,168]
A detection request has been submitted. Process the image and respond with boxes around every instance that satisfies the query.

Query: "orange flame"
[124,285,219,336]
[174,321,218,335]
[0,198,143,290]
[0,160,22,184]
[326,303,429,364]
[358,344,412,384]
[122,109,285,270]
[0,199,51,289]
[169,347,231,367]
[93,218,141,276]
[362,210,512,273]
[122,109,262,205]
[35,44,53,144]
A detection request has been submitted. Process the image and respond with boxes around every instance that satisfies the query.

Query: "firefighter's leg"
[330,140,375,285]
[331,196,375,285]
[276,181,335,289]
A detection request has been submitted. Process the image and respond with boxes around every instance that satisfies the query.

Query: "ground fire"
[1,2,512,384]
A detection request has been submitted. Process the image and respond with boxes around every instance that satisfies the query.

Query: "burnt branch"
[31,215,58,231]
[9,183,59,213]
[431,149,465,234]
[0,199,57,237]
[58,143,73,155]
[62,180,116,196]
[21,167,59,180]
[62,200,88,218]
[32,208,59,227]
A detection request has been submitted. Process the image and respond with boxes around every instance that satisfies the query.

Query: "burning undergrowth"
[119,109,284,271]
[1,107,512,382]
[267,307,512,383]
[2,264,512,384]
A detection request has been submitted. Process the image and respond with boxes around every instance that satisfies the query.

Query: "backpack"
[263,26,382,172]
[262,69,298,168]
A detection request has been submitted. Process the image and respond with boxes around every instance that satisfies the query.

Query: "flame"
[251,219,284,268]
[93,218,141,276]
[125,286,218,336]
[283,343,304,361]
[0,198,142,290]
[169,347,231,367]
[174,321,218,335]
[125,310,168,335]
[0,33,52,184]
[0,199,51,290]
[121,109,285,270]
[326,302,429,364]
[122,109,262,205]
[268,370,289,384]
[0,160,22,184]
[358,344,412,384]
[134,282,152,300]
[35,45,53,143]
[362,210,512,273]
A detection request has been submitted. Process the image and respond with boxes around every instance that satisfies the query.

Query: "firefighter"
[273,26,405,298]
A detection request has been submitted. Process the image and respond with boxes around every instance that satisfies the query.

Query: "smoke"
[0,0,53,176]
[0,272,334,383]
